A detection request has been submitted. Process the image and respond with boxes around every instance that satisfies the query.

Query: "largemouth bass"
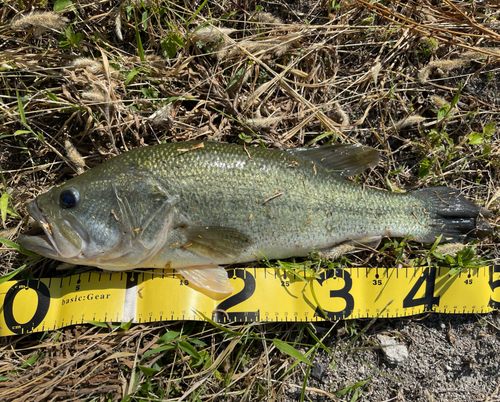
[19,141,492,299]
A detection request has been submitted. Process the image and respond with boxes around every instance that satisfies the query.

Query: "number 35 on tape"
[0,266,499,336]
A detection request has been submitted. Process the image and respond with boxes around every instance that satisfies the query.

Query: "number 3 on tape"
[314,268,355,320]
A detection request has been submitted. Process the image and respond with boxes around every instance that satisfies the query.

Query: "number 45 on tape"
[0,266,499,336]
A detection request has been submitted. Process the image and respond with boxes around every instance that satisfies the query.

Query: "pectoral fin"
[176,265,234,300]
[180,226,253,261]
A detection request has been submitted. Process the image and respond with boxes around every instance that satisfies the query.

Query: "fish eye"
[59,188,79,209]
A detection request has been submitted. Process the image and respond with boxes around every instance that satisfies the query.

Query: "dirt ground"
[293,313,500,401]
[0,0,499,400]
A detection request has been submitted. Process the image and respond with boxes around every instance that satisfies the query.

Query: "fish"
[19,141,492,299]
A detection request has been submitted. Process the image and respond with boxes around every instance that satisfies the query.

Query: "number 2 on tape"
[213,269,260,322]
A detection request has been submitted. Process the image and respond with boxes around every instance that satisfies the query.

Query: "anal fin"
[176,265,234,300]
[320,236,382,260]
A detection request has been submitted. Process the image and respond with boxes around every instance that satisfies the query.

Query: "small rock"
[377,334,409,365]
[311,361,326,382]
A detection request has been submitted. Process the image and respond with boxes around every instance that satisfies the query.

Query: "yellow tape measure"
[1,266,499,337]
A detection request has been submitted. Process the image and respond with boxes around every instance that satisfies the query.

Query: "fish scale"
[166,146,357,253]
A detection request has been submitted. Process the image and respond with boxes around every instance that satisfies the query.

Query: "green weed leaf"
[54,0,73,11]
[157,330,180,344]
[0,237,38,257]
[46,91,59,101]
[20,352,43,369]
[273,339,312,366]
[437,105,449,120]
[0,264,26,285]
[142,345,174,360]
[178,341,201,361]
[120,319,133,330]
[16,90,27,125]
[483,122,495,137]
[138,365,160,376]
[335,379,369,396]
[134,13,145,63]
[418,157,431,179]
[0,193,8,222]
[171,33,185,48]
[449,82,462,109]
[161,38,177,59]
[187,0,208,27]
[187,338,206,347]
[429,234,442,254]
[468,132,483,145]
[194,310,244,336]
[85,320,108,328]
[124,68,141,86]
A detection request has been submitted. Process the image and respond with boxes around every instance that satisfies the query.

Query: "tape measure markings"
[0,266,499,336]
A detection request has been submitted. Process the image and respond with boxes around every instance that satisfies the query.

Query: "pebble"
[311,361,326,382]
[377,334,409,365]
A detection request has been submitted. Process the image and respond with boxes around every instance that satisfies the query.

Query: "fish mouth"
[18,199,84,260]
[19,225,56,256]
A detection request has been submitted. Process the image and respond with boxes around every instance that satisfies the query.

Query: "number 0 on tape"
[1,266,499,336]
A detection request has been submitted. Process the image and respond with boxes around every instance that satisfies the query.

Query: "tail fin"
[412,187,492,243]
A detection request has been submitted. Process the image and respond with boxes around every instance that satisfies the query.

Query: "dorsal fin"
[286,144,379,177]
